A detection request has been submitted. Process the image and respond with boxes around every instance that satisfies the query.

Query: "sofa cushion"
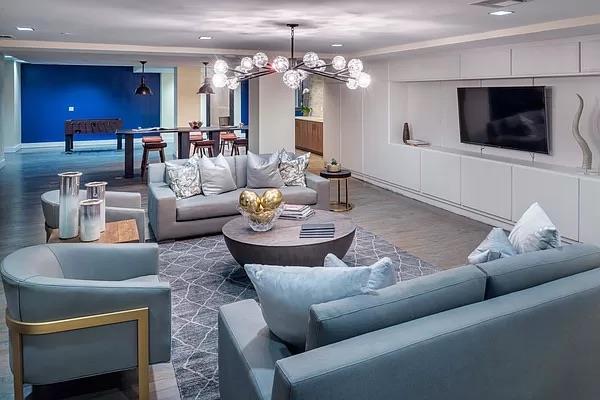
[324,254,398,290]
[468,227,517,264]
[176,189,245,221]
[477,243,600,299]
[234,155,247,188]
[247,151,284,188]
[198,154,237,196]
[305,264,487,350]
[508,202,561,253]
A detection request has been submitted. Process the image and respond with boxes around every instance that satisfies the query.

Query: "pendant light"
[197,62,215,95]
[135,61,153,96]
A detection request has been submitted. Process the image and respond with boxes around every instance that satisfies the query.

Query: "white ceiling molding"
[355,14,600,58]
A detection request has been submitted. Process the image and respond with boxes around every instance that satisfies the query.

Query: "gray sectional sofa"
[147,155,329,241]
[219,243,600,400]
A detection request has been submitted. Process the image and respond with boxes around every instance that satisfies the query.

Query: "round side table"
[320,169,353,212]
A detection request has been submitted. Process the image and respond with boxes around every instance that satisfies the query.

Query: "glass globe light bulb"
[346,78,359,90]
[347,58,364,78]
[283,70,301,89]
[303,52,319,68]
[212,73,228,88]
[357,72,371,88]
[253,52,268,68]
[298,69,308,81]
[240,57,254,72]
[214,59,229,74]
[272,56,289,73]
[227,77,240,90]
[315,59,326,72]
[332,55,346,71]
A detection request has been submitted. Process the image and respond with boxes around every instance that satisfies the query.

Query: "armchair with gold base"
[1,243,171,400]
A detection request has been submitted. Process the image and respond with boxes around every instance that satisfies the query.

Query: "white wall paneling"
[339,87,363,173]
[512,166,579,240]
[511,40,580,77]
[323,82,342,162]
[420,149,461,204]
[579,177,600,246]
[254,74,295,154]
[460,156,512,220]
[460,48,511,79]
[389,54,460,82]
[581,38,600,73]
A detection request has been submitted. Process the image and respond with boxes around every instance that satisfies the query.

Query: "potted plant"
[326,158,341,173]
[301,105,312,117]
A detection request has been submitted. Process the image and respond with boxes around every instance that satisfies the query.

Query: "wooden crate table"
[48,219,139,244]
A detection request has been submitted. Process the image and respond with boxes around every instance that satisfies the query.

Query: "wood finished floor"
[0,145,490,399]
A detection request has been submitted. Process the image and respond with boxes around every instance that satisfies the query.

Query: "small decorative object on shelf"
[79,199,103,242]
[572,94,593,171]
[403,122,411,144]
[85,181,107,232]
[326,158,341,173]
[238,189,284,232]
[58,171,83,239]
[406,139,430,147]
[188,121,203,130]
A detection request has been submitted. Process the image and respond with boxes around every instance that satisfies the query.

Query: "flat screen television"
[457,86,550,154]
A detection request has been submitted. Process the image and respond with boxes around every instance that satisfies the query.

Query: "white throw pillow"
[244,264,372,349]
[323,254,398,289]
[246,151,284,188]
[198,154,237,196]
[508,202,562,254]
[468,227,517,264]
[165,155,202,199]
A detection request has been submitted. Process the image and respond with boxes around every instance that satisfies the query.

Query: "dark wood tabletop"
[320,169,352,179]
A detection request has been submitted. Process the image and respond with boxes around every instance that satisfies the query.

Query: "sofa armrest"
[305,172,329,210]
[147,183,177,241]
[106,206,146,242]
[105,191,142,209]
[219,300,292,400]
[47,243,159,280]
[17,276,171,364]
[148,163,167,184]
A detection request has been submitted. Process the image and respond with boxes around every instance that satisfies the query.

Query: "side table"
[48,219,140,244]
[319,169,353,212]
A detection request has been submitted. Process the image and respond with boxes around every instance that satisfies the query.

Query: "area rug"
[158,227,442,400]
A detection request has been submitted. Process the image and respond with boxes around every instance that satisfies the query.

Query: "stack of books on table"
[300,223,335,239]
[280,204,315,220]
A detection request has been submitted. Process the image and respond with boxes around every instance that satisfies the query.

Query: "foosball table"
[64,118,123,152]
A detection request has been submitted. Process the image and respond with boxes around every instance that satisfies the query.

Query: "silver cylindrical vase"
[85,181,107,232]
[79,199,103,242]
[58,171,83,239]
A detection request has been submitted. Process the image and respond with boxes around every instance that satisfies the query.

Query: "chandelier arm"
[239,70,276,81]
[300,69,349,82]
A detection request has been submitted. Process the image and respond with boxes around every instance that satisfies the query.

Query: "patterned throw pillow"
[279,149,310,187]
[165,155,202,199]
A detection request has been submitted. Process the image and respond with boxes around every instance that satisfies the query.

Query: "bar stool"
[141,136,166,179]
[190,133,215,157]
[231,138,248,155]
[218,116,236,154]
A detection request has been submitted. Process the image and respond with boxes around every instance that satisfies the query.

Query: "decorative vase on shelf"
[79,199,103,242]
[58,171,83,239]
[85,181,108,232]
[402,123,411,144]
[572,94,593,170]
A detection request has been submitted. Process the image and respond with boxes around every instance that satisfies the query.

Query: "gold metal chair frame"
[6,307,149,400]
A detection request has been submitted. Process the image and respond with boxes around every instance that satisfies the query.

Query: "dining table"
[115,125,249,178]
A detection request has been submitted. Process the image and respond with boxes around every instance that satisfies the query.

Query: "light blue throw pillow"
[244,264,372,349]
[323,254,398,289]
[468,227,517,264]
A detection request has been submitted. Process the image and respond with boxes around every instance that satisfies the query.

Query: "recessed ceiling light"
[199,36,212,40]
[489,10,514,16]
[331,43,343,47]
[16,27,35,31]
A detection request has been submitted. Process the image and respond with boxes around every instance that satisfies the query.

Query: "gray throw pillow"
[246,151,284,188]
[198,154,237,196]
[244,264,372,349]
[279,149,310,187]
[324,254,398,289]
[508,202,561,253]
[165,155,202,199]
[468,227,517,264]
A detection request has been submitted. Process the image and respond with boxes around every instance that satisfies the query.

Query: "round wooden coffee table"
[222,210,356,267]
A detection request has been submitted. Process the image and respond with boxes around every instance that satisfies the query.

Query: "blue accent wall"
[21,64,160,143]
[241,80,249,125]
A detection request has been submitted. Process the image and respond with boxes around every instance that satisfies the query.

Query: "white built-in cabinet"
[420,150,461,204]
[459,48,511,79]
[579,177,600,245]
[580,38,600,73]
[511,42,580,76]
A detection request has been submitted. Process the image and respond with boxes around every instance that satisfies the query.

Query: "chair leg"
[208,147,214,157]
[140,148,149,178]
[231,144,235,156]
[159,148,166,163]
[45,223,53,242]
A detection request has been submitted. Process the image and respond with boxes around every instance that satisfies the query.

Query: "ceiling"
[2,0,600,65]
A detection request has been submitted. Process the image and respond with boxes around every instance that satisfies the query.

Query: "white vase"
[85,181,107,232]
[58,171,82,239]
[79,199,103,242]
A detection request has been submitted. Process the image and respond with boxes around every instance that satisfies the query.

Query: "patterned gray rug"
[158,227,441,400]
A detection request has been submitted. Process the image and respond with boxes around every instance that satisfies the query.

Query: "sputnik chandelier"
[210,24,371,91]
